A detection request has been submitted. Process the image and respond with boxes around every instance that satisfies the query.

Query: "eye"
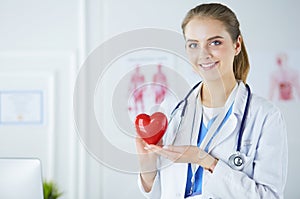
[210,40,222,46]
[187,43,199,49]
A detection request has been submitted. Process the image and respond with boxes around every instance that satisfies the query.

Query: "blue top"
[184,103,233,197]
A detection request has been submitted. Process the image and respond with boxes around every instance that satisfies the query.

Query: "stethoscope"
[170,81,252,170]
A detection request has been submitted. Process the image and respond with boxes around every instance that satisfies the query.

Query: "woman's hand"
[136,137,159,173]
[136,137,161,192]
[144,144,217,171]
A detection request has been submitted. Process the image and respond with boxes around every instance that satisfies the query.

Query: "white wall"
[0,1,78,51]
[0,1,82,199]
[0,0,299,199]
[86,0,300,198]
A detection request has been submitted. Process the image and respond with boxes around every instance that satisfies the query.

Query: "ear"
[234,35,242,56]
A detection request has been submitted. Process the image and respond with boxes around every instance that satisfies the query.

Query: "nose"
[197,46,212,60]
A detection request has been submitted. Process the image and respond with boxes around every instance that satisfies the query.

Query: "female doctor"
[136,3,288,199]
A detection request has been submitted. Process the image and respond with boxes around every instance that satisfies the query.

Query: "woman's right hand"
[136,137,160,192]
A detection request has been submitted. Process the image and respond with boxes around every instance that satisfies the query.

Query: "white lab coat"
[138,82,288,199]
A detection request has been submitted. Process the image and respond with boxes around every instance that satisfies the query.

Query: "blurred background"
[0,0,299,198]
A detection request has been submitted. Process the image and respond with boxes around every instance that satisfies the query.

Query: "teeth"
[201,62,215,68]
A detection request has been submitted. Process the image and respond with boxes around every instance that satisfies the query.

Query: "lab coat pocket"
[242,139,253,156]
[242,154,255,174]
[240,139,255,172]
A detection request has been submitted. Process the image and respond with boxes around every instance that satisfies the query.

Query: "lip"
[199,61,218,71]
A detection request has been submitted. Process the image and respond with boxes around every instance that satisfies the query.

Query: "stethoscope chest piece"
[228,152,245,170]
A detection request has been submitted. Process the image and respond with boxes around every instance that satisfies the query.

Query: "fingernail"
[144,145,151,150]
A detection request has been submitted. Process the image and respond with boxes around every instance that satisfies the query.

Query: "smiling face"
[184,17,241,83]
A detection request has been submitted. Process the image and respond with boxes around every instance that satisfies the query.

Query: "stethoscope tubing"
[236,84,251,152]
[170,81,201,118]
[170,81,251,153]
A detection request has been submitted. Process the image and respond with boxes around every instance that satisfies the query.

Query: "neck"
[201,78,237,108]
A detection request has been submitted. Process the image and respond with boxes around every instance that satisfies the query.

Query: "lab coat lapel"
[207,82,248,152]
[190,95,202,146]
[172,83,202,146]
[207,114,237,152]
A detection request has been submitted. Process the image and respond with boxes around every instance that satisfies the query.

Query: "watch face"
[228,152,245,170]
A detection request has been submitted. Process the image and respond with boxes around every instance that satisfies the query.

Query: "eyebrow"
[186,35,224,42]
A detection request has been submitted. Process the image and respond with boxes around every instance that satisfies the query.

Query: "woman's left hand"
[144,144,216,169]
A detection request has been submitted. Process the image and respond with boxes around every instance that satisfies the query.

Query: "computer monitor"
[0,158,44,199]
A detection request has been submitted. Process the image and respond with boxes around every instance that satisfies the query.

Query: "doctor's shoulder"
[248,93,286,132]
[250,94,283,116]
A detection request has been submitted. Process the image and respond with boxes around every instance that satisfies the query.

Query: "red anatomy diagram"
[128,64,168,115]
[269,53,300,101]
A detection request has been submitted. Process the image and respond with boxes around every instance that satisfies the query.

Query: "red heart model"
[135,112,168,145]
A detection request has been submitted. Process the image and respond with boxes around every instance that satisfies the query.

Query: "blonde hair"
[182,3,250,83]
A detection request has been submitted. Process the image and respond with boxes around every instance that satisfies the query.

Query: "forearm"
[205,157,218,173]
[195,149,219,173]
[138,170,161,199]
[140,171,157,192]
